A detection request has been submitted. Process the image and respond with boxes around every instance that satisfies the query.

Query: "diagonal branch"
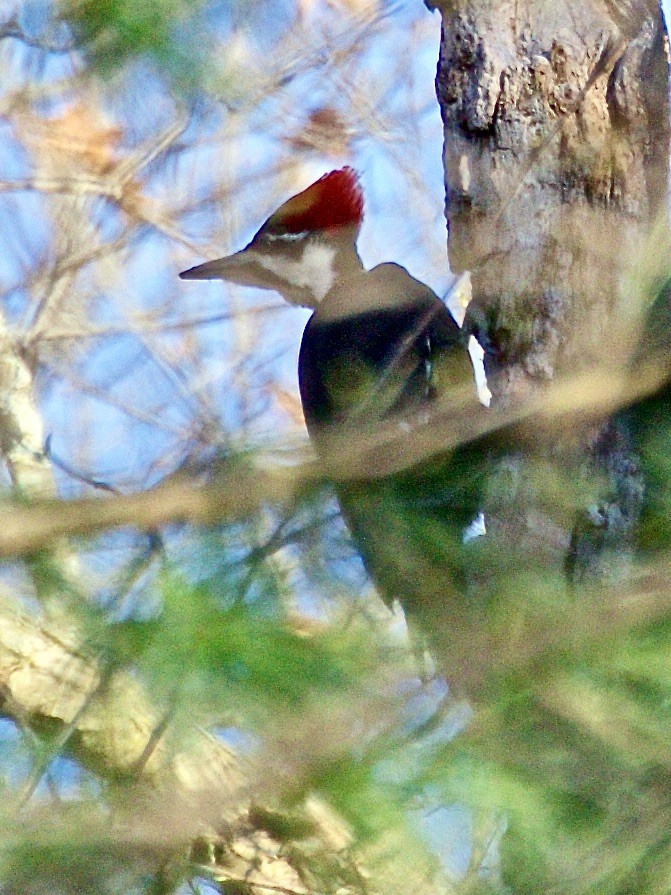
[0,357,665,559]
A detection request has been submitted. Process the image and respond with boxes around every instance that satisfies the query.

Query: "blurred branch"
[226,0,404,112]
[0,17,75,54]
[0,595,321,893]
[0,357,665,559]
[0,312,56,496]
[0,596,245,790]
[0,461,316,557]
[30,303,284,342]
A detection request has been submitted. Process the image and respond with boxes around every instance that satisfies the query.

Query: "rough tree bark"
[433,0,670,577]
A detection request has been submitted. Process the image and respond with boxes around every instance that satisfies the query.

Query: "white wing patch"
[255,241,337,304]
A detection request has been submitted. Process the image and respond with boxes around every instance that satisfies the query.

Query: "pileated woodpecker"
[181,169,482,617]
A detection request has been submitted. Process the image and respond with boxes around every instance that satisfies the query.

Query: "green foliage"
[9,277,671,895]
[419,573,671,895]
[2,827,147,895]
[137,566,377,719]
[7,476,671,895]
[61,0,213,86]
[626,279,671,551]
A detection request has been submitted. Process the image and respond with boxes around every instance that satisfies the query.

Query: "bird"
[620,275,671,554]
[180,168,483,628]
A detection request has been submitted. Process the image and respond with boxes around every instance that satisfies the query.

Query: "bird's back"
[300,264,468,427]
[298,263,482,612]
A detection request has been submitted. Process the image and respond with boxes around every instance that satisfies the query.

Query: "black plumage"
[298,263,483,612]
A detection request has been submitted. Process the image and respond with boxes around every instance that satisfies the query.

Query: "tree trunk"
[433,0,670,578]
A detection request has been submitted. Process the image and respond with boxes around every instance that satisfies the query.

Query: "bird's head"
[180,167,364,308]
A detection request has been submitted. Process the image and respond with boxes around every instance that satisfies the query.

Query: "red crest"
[266,168,364,234]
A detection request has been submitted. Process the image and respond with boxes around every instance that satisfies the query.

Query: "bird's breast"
[298,301,454,434]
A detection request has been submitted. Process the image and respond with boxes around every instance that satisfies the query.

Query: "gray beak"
[179,250,251,281]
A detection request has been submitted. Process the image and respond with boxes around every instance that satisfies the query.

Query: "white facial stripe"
[255,241,336,303]
[264,231,310,242]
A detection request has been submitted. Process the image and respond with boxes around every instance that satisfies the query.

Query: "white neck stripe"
[255,241,337,303]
